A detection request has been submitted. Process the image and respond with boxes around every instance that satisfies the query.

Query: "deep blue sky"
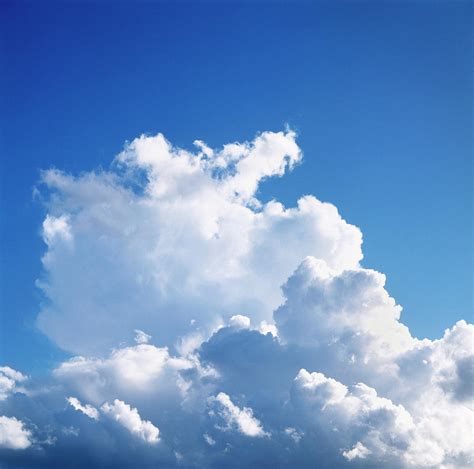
[1,1,472,372]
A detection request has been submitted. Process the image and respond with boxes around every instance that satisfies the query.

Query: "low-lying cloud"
[0,130,472,468]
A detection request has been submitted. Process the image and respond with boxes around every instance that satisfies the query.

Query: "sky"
[0,1,472,468]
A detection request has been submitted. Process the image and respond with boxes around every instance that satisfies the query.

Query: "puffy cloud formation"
[67,397,99,420]
[0,367,26,401]
[101,399,160,444]
[292,369,429,466]
[54,343,193,405]
[36,130,362,355]
[209,392,269,438]
[0,416,31,450]
[1,130,472,468]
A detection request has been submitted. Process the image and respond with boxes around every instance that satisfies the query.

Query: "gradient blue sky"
[1,0,472,372]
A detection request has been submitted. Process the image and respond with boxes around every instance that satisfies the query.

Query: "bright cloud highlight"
[0,130,471,468]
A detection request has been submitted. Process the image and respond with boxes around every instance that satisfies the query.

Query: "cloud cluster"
[1,130,472,468]
[35,130,361,355]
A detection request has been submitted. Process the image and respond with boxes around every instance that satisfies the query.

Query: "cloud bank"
[0,130,472,468]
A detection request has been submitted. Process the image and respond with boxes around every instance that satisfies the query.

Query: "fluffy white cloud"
[342,442,371,461]
[67,397,99,420]
[0,367,26,401]
[101,399,159,444]
[209,392,268,438]
[275,256,415,356]
[292,369,416,462]
[54,342,193,404]
[229,314,251,329]
[36,130,362,355]
[42,214,72,246]
[1,129,470,467]
[0,416,32,450]
[291,367,473,467]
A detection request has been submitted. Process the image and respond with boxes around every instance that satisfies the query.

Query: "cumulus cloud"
[291,367,473,467]
[0,367,26,401]
[275,256,414,356]
[1,129,471,468]
[101,399,160,444]
[36,130,362,355]
[0,416,32,450]
[342,442,371,461]
[42,215,72,246]
[54,342,193,404]
[67,397,99,420]
[229,314,251,329]
[209,392,269,438]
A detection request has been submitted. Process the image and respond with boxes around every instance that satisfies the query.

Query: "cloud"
[0,129,471,467]
[42,215,72,246]
[209,392,269,438]
[342,442,371,461]
[54,342,193,404]
[274,256,414,356]
[67,397,99,420]
[101,399,160,444]
[36,130,362,356]
[0,416,32,450]
[290,366,474,468]
[229,314,251,329]
[203,433,216,446]
[134,329,152,344]
[0,367,26,401]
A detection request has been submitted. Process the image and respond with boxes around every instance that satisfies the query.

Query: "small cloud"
[101,399,159,444]
[342,442,371,461]
[0,366,27,401]
[284,427,303,444]
[134,329,152,345]
[210,392,269,438]
[67,397,99,420]
[203,433,216,446]
[229,315,251,329]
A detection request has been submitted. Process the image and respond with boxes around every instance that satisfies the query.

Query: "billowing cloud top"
[35,130,362,355]
[0,130,472,468]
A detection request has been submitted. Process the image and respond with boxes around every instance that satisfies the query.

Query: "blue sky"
[0,3,473,467]
[1,1,472,370]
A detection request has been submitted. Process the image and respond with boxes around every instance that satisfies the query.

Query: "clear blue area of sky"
[1,1,472,372]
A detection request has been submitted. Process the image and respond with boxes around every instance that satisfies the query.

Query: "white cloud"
[54,343,193,404]
[292,368,473,467]
[0,416,32,450]
[229,315,251,329]
[274,256,416,362]
[67,396,99,420]
[36,130,362,356]
[258,320,278,337]
[342,441,371,460]
[210,392,269,438]
[0,366,26,401]
[1,128,468,468]
[42,214,72,246]
[101,399,160,444]
[284,427,303,444]
[203,433,216,446]
[134,329,152,345]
